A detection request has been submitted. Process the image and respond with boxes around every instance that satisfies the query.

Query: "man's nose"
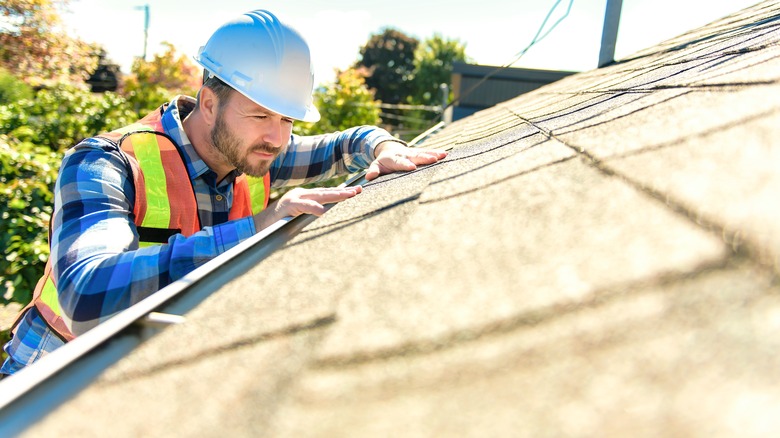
[262,120,284,147]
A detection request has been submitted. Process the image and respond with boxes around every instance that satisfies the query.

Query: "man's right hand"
[253,186,362,231]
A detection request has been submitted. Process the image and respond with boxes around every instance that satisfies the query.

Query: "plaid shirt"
[1,96,401,375]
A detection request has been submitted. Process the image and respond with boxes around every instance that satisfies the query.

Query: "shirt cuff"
[212,216,257,253]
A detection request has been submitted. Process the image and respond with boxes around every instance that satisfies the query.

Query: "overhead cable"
[444,0,575,113]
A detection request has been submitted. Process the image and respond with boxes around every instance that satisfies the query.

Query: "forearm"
[269,125,405,187]
[56,218,255,335]
[50,139,257,334]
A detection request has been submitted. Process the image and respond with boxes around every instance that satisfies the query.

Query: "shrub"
[0,136,59,304]
[0,83,136,152]
[0,326,10,362]
[0,68,33,106]
[0,84,137,305]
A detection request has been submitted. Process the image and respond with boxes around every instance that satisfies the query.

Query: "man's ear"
[198,86,219,125]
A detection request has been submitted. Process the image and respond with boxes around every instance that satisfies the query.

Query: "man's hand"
[253,186,362,231]
[365,141,447,181]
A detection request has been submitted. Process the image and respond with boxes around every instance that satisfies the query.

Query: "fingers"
[365,161,380,181]
[299,186,362,205]
[279,186,363,217]
[255,186,362,230]
[389,154,418,171]
[292,198,328,216]
[365,155,414,181]
[366,148,447,181]
[407,150,448,166]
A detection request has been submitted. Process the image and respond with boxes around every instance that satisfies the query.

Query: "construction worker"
[0,10,446,378]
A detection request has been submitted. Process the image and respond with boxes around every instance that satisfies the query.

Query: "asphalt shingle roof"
[22,1,780,436]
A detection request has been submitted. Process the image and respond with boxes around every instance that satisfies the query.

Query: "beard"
[210,110,278,177]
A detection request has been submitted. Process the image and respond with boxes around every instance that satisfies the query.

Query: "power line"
[444,0,574,113]
[342,101,442,112]
[376,102,441,112]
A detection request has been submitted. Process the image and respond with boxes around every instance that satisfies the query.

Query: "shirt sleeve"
[52,138,256,335]
[268,125,405,188]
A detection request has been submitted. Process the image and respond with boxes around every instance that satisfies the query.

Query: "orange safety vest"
[13,105,270,341]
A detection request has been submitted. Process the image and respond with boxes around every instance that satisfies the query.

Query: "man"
[0,10,446,377]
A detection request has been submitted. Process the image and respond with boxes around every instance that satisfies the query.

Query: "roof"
[18,1,780,436]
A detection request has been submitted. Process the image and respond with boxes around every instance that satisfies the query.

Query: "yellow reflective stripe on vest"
[132,133,171,229]
[37,241,160,321]
[246,175,267,215]
[40,276,60,316]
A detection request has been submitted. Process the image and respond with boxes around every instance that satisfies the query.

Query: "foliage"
[353,29,469,139]
[0,68,33,105]
[1,326,9,361]
[0,81,138,305]
[354,28,419,105]
[295,69,380,136]
[122,42,202,116]
[0,135,58,304]
[0,82,137,152]
[394,34,470,136]
[412,34,469,107]
[0,0,99,86]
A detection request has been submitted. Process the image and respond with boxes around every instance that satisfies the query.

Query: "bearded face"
[209,108,280,177]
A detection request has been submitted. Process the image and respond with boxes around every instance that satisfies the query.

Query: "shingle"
[26,331,321,438]
[269,266,780,438]
[605,110,780,270]
[557,83,780,157]
[548,89,689,136]
[689,42,780,85]
[310,154,725,362]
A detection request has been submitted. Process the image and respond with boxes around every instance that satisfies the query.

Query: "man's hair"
[200,74,234,108]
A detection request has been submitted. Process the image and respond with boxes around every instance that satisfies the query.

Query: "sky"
[61,0,760,87]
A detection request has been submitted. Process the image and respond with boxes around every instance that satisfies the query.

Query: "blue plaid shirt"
[2,96,401,375]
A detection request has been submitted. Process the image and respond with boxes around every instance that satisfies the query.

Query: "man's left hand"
[365,141,447,181]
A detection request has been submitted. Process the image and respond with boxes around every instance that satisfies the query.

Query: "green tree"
[411,34,469,107]
[354,28,419,105]
[295,68,380,136]
[0,0,99,87]
[396,34,470,136]
[122,42,202,116]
